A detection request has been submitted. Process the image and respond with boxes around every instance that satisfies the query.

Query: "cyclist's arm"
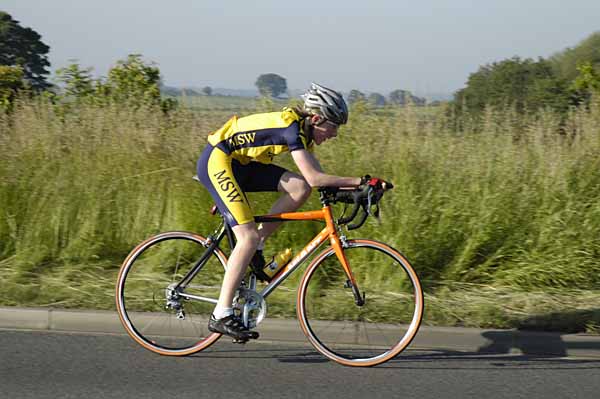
[291,149,361,188]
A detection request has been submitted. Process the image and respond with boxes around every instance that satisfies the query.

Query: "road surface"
[1,329,598,399]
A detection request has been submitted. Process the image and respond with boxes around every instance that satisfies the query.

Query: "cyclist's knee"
[295,177,312,201]
[281,173,312,202]
[233,223,260,248]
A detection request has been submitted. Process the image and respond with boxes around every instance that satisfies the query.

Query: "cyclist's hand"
[359,175,393,191]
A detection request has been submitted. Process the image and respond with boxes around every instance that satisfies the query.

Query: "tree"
[0,65,24,107]
[55,62,95,98]
[53,55,176,111]
[347,89,366,104]
[101,54,178,112]
[0,11,50,90]
[389,89,408,105]
[255,73,287,97]
[572,62,600,93]
[104,54,161,104]
[570,62,600,105]
[202,86,212,96]
[413,95,426,106]
[453,57,571,115]
[367,92,386,107]
[389,89,425,106]
[550,32,600,81]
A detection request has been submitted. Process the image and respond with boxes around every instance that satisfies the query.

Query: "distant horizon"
[161,85,454,101]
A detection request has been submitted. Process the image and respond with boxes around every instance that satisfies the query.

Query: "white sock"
[212,306,233,320]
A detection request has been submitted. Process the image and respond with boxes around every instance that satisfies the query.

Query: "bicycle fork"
[327,213,365,307]
[344,280,366,306]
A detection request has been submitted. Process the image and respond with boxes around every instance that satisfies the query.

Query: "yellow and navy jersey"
[207,107,313,164]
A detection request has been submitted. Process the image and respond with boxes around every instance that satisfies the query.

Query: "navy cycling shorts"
[196,144,287,227]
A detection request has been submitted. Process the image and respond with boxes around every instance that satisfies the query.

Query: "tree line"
[0,10,430,110]
[0,11,175,111]
[253,73,427,106]
[453,32,600,121]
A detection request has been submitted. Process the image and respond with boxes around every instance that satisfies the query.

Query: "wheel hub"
[165,283,183,312]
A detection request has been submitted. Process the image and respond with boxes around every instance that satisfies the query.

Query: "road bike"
[115,181,424,367]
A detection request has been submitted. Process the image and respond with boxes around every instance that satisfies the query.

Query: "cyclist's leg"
[216,221,259,311]
[258,171,312,244]
[197,146,260,339]
[197,145,253,228]
[207,220,261,340]
[232,160,311,245]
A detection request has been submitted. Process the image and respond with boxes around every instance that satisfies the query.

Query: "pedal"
[231,331,259,344]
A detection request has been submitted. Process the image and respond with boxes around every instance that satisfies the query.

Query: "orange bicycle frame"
[255,205,358,299]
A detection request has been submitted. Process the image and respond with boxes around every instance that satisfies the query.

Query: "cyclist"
[197,83,365,341]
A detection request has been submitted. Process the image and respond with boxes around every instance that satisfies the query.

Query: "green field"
[1,95,599,332]
[176,94,289,111]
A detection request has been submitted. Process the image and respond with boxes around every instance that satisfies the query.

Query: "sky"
[3,0,600,98]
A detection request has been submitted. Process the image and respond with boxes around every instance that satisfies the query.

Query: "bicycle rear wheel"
[297,239,423,367]
[116,231,227,356]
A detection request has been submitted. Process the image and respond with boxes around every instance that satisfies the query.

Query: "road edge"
[1,306,599,358]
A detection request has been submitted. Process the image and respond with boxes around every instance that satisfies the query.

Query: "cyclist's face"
[311,116,338,145]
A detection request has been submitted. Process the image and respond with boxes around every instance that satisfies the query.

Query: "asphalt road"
[1,329,599,399]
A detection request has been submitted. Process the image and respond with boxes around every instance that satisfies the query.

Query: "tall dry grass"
[1,96,599,330]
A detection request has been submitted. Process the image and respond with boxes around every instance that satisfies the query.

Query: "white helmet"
[301,83,349,125]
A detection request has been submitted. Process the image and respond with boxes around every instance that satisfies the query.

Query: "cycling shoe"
[208,314,259,341]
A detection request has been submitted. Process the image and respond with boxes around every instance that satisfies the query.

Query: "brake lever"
[337,201,361,225]
[348,204,369,230]
[366,188,384,225]
[372,203,381,223]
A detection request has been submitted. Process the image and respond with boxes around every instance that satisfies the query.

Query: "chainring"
[233,288,267,329]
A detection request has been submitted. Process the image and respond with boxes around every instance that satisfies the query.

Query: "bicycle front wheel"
[116,231,228,356]
[297,239,424,367]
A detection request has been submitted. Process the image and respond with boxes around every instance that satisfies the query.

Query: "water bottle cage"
[249,254,272,282]
[252,268,273,283]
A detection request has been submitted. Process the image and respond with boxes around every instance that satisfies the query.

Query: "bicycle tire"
[116,231,227,356]
[297,239,424,367]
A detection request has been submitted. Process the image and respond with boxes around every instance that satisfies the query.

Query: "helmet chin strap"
[302,116,316,143]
